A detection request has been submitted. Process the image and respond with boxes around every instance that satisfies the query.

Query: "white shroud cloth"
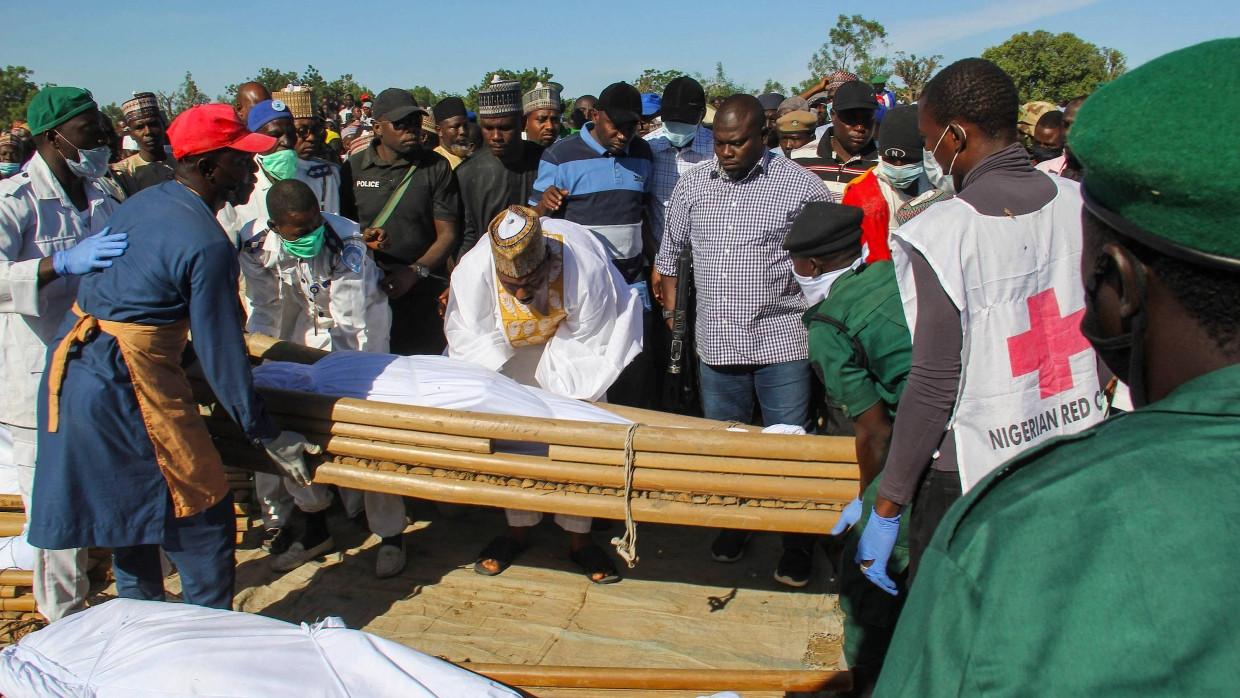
[444,217,643,402]
[0,599,520,697]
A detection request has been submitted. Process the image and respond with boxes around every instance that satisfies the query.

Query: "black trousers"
[907,468,962,582]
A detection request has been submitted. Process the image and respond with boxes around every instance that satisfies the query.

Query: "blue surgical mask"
[0,162,20,177]
[663,121,697,148]
[880,161,924,190]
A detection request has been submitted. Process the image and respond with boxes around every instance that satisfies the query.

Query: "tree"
[100,102,124,126]
[156,71,210,118]
[694,62,750,101]
[805,14,888,88]
[982,31,1127,103]
[633,69,682,95]
[0,66,39,126]
[892,52,942,102]
[762,79,789,95]
[463,67,555,111]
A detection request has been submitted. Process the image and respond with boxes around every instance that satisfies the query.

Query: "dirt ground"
[95,499,847,696]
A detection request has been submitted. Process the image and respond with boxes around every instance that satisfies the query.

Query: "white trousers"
[256,472,405,539]
[504,509,592,534]
[8,424,89,622]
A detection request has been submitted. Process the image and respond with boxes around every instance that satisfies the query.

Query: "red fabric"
[166,104,276,159]
[841,168,891,262]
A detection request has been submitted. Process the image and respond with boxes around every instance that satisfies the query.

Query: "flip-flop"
[570,544,622,584]
[473,535,527,577]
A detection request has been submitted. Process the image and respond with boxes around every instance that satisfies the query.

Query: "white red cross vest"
[892,176,1104,492]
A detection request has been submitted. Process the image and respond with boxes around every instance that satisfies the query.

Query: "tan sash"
[47,303,228,518]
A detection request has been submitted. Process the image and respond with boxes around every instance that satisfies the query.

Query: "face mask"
[929,123,963,181]
[0,162,20,177]
[1031,145,1063,163]
[880,160,924,189]
[53,131,111,179]
[923,148,954,194]
[1079,253,1149,408]
[794,259,858,305]
[279,223,326,259]
[663,121,697,148]
[257,149,298,181]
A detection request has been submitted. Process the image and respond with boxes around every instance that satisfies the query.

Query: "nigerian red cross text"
[1006,288,1092,399]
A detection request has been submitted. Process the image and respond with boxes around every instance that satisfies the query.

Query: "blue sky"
[4,0,1237,107]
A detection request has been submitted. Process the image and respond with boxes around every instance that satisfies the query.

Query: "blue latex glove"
[52,227,128,276]
[855,510,901,595]
[830,497,863,535]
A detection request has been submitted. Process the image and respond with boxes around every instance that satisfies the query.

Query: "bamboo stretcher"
[202,335,862,535]
[468,664,851,693]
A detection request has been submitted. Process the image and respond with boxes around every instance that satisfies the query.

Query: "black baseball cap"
[596,82,642,125]
[661,76,706,124]
[372,88,429,123]
[831,81,880,112]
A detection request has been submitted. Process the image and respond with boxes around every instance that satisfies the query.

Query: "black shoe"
[262,527,293,555]
[710,529,751,563]
[774,547,813,588]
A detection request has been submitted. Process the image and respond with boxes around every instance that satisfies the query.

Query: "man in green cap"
[785,200,913,691]
[0,86,127,621]
[874,38,1240,696]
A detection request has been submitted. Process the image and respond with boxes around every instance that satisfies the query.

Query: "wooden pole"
[586,403,759,431]
[0,512,25,537]
[265,414,494,454]
[245,334,329,365]
[0,494,24,511]
[0,570,33,586]
[0,596,36,612]
[256,387,856,463]
[465,665,852,692]
[548,445,858,480]
[312,460,843,534]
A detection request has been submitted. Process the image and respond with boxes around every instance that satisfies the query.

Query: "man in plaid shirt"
[654,95,831,583]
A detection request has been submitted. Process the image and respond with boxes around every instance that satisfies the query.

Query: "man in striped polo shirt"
[791,80,880,197]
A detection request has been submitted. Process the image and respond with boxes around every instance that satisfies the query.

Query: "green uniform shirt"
[876,363,1240,696]
[804,260,912,418]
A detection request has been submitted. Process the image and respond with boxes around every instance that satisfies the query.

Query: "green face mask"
[258,149,298,181]
[280,223,326,259]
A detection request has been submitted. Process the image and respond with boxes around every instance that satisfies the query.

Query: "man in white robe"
[445,205,641,583]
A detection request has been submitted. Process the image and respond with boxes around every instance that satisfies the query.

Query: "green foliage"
[463,67,555,112]
[892,51,942,102]
[408,86,457,108]
[0,66,39,127]
[633,69,683,95]
[807,14,888,84]
[981,31,1128,103]
[222,66,372,108]
[99,102,124,126]
[762,79,788,96]
[694,62,750,101]
[156,72,210,119]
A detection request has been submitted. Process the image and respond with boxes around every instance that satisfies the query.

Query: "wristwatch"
[413,262,431,279]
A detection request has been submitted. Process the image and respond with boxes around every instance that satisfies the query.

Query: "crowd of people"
[0,35,1237,696]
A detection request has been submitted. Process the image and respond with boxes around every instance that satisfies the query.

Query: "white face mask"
[794,258,861,305]
[55,131,112,180]
[880,160,924,189]
[663,120,698,148]
[923,146,955,194]
[927,123,963,189]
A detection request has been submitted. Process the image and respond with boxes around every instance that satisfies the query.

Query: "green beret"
[1072,38,1240,266]
[783,201,864,258]
[27,86,97,136]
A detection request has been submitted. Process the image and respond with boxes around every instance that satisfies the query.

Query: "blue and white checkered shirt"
[644,124,715,246]
[654,151,832,366]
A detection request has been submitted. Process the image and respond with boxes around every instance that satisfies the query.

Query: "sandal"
[570,544,622,584]
[473,535,527,577]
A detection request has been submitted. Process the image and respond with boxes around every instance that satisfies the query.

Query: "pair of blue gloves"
[830,496,902,596]
[52,227,128,277]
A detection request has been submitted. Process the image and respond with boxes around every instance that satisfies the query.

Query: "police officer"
[785,201,913,692]
[876,38,1240,695]
[0,86,127,621]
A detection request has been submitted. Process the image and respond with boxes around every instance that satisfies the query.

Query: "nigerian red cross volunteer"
[875,37,1240,696]
[29,104,320,610]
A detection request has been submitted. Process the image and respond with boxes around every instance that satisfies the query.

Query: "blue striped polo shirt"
[529,123,654,283]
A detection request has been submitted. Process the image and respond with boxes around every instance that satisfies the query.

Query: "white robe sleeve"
[328,253,391,353]
[534,219,643,401]
[0,192,43,317]
[444,242,515,370]
[240,229,282,340]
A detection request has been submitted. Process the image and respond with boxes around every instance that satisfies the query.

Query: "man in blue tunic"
[30,104,321,610]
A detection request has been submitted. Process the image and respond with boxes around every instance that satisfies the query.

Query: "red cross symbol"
[1007,288,1092,399]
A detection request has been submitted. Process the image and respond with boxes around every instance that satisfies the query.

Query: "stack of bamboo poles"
[225,468,257,546]
[200,335,861,535]
[468,665,852,695]
[0,495,35,613]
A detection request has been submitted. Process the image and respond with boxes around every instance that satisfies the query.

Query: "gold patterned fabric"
[497,234,565,347]
[488,205,547,278]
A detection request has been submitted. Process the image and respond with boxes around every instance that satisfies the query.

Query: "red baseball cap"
[166,104,277,159]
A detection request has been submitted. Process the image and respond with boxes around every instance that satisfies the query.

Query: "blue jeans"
[112,492,236,609]
[698,359,811,428]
